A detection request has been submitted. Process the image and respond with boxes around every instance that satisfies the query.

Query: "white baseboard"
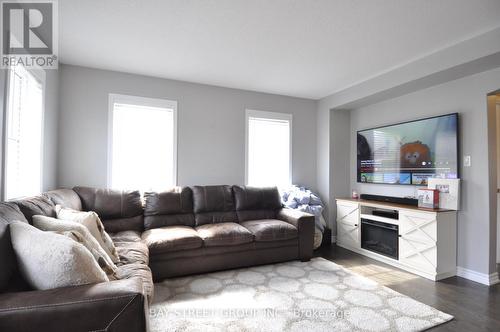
[456,266,500,286]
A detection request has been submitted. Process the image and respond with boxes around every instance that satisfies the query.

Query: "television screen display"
[357,113,458,185]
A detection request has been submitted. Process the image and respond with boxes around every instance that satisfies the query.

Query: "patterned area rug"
[150,258,452,332]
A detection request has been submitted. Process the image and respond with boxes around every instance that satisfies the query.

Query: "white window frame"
[107,93,178,189]
[245,109,293,186]
[2,66,46,200]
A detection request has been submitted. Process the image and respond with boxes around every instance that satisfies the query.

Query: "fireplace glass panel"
[361,218,398,259]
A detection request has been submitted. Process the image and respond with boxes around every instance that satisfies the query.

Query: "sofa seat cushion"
[241,219,298,242]
[115,241,149,266]
[196,222,254,247]
[237,209,277,222]
[116,263,153,304]
[141,226,203,254]
[110,230,142,243]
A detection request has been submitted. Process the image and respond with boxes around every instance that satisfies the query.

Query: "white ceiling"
[59,0,500,99]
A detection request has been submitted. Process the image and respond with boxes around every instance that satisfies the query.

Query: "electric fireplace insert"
[361,218,399,260]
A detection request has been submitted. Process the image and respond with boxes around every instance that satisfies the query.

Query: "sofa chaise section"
[0,190,150,332]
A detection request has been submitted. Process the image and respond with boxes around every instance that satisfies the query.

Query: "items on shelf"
[417,188,440,209]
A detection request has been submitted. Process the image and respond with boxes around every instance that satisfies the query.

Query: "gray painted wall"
[316,101,352,236]
[43,69,60,191]
[0,68,59,196]
[497,102,500,264]
[316,100,331,226]
[58,64,317,190]
[345,68,500,275]
[329,110,351,230]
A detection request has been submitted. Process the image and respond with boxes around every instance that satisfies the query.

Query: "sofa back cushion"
[0,203,29,292]
[73,187,144,233]
[0,202,29,224]
[43,189,82,211]
[233,186,282,221]
[191,185,237,225]
[13,195,56,224]
[144,187,195,229]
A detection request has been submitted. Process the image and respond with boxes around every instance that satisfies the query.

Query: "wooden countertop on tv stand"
[336,197,455,213]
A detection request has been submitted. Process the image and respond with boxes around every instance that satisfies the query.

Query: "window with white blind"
[246,110,292,187]
[108,94,177,192]
[4,65,45,200]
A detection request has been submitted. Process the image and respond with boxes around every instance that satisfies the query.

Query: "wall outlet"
[464,155,471,167]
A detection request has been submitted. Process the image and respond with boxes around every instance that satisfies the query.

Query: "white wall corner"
[456,266,500,286]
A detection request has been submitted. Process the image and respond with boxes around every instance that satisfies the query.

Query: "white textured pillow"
[56,230,118,280]
[55,205,120,263]
[33,215,118,279]
[9,221,109,290]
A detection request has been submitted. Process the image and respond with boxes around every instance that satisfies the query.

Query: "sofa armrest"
[0,278,147,332]
[277,208,315,261]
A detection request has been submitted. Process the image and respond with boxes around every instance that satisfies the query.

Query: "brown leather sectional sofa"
[0,185,315,332]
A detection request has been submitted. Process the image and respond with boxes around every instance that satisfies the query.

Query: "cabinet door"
[336,201,359,225]
[398,211,437,274]
[336,201,360,248]
[338,220,360,248]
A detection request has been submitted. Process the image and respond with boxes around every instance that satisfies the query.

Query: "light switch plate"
[464,155,471,167]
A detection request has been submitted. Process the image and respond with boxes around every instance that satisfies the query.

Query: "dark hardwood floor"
[315,244,500,332]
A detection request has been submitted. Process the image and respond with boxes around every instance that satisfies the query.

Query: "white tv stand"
[336,198,457,281]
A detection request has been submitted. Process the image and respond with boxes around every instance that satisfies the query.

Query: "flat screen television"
[357,113,458,186]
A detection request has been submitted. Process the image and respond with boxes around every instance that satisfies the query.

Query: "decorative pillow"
[9,221,109,290]
[33,215,118,279]
[57,230,118,280]
[55,205,120,263]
